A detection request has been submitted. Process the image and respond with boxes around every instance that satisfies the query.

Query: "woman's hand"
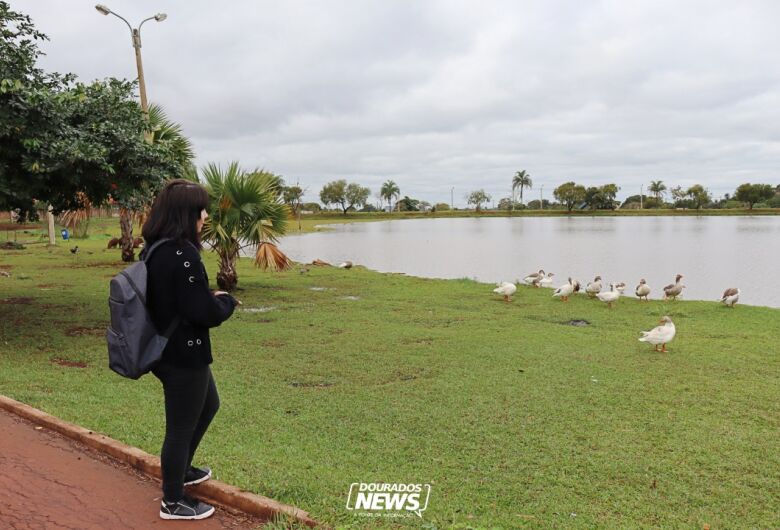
[214,291,242,305]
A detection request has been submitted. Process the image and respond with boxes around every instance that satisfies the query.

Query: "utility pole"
[540,185,544,210]
[95,5,167,117]
[451,187,454,210]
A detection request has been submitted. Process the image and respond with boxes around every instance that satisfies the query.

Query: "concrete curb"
[0,394,322,528]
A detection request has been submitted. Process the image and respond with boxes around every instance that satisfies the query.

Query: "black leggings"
[151,361,220,502]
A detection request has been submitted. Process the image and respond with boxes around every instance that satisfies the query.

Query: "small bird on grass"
[720,287,740,308]
[639,316,676,352]
[493,281,517,302]
[70,246,79,255]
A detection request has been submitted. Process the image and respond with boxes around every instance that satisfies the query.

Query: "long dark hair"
[142,179,209,251]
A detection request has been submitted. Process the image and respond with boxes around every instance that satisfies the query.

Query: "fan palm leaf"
[199,162,290,290]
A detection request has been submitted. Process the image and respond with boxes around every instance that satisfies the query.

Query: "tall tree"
[735,183,774,210]
[554,182,587,212]
[200,162,290,291]
[466,189,491,212]
[648,180,667,206]
[0,3,184,262]
[320,179,370,215]
[380,180,400,211]
[512,170,533,205]
[685,184,711,210]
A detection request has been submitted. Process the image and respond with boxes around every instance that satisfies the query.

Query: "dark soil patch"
[0,297,34,305]
[51,357,88,368]
[50,262,121,269]
[0,241,26,250]
[65,326,105,337]
[288,380,334,389]
[402,337,435,345]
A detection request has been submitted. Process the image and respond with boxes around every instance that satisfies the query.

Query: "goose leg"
[661,344,667,352]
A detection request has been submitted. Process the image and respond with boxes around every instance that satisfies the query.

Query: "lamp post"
[95,4,167,115]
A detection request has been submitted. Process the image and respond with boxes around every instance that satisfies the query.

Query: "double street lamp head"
[94,5,168,23]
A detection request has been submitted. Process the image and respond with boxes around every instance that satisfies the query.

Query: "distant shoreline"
[289,208,780,233]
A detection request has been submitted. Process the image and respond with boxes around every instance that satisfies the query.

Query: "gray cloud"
[16,0,780,205]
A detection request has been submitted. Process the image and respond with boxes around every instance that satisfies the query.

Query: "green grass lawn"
[1,220,779,528]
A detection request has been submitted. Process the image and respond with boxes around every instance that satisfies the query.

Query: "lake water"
[277,216,780,308]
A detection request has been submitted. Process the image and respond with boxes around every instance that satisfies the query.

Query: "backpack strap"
[162,315,181,339]
[139,237,172,262]
[139,237,181,338]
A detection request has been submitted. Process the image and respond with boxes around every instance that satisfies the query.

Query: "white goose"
[639,316,676,352]
[614,282,626,294]
[538,272,555,288]
[720,287,740,308]
[597,283,621,308]
[585,276,602,298]
[493,282,517,302]
[635,279,651,301]
[553,277,575,302]
[523,269,545,287]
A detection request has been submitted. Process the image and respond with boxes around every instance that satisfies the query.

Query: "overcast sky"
[14,0,780,206]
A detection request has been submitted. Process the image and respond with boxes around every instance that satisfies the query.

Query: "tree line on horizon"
[300,172,780,215]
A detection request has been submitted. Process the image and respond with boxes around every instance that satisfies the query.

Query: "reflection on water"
[276,216,780,308]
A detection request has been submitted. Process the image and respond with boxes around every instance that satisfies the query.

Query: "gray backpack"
[106,238,180,379]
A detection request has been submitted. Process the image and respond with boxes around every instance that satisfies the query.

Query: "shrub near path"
[0,226,778,528]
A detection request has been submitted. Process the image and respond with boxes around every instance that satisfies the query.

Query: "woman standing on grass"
[141,179,239,520]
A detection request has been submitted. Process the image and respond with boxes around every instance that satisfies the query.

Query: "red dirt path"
[0,408,266,529]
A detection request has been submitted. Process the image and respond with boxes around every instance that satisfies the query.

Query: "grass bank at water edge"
[0,232,778,528]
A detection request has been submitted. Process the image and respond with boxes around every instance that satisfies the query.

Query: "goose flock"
[493,270,742,352]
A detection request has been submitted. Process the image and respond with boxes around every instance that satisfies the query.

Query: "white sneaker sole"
[183,469,212,487]
[160,506,215,520]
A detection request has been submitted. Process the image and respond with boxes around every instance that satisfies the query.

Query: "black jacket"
[145,239,237,369]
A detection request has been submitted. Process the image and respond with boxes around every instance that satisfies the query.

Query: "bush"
[433,202,450,211]
[765,196,780,208]
[301,202,321,213]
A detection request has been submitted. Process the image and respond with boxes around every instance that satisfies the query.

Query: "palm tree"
[649,180,667,206]
[147,104,195,167]
[380,180,400,212]
[512,170,533,205]
[117,103,195,261]
[200,162,290,291]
